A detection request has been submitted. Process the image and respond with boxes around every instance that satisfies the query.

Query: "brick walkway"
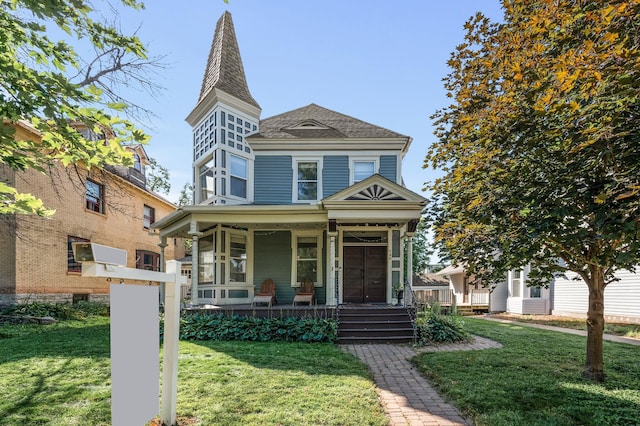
[341,336,502,426]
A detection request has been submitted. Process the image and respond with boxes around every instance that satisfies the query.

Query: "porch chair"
[292,278,315,306]
[252,278,277,307]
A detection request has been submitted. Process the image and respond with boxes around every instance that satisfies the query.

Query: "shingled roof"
[198,11,259,109]
[247,104,409,140]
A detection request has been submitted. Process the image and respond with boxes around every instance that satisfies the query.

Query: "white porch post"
[328,233,337,306]
[405,234,414,306]
[157,237,168,303]
[189,224,203,305]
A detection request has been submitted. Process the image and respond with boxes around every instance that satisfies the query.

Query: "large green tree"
[0,0,156,216]
[426,0,640,381]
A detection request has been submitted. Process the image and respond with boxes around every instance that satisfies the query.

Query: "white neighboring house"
[552,268,640,324]
[435,264,507,313]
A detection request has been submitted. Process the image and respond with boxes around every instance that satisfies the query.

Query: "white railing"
[470,289,489,306]
[413,287,454,306]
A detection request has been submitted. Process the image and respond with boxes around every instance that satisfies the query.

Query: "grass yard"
[412,318,640,426]
[0,317,387,426]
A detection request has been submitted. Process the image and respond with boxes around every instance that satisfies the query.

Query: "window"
[67,236,89,273]
[199,234,215,283]
[352,160,376,183]
[136,250,160,271]
[296,237,317,283]
[230,155,247,198]
[229,234,246,283]
[133,153,142,172]
[296,161,318,201]
[530,286,541,298]
[292,234,321,285]
[85,179,104,213]
[143,205,155,228]
[512,270,522,297]
[199,156,215,202]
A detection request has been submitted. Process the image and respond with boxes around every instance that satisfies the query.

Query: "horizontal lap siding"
[323,156,349,198]
[254,156,292,204]
[379,155,398,183]
[253,231,294,303]
[553,269,640,318]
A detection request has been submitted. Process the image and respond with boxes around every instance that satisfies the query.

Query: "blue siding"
[254,156,292,204]
[323,155,349,198]
[379,155,398,183]
[253,231,294,303]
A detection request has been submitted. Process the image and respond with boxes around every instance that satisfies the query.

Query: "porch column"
[189,226,203,305]
[327,219,338,306]
[158,237,168,303]
[405,235,414,306]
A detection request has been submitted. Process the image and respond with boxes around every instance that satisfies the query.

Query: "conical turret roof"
[198,11,260,109]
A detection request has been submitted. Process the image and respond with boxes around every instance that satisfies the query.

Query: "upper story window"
[133,153,142,172]
[143,205,155,229]
[351,159,378,184]
[199,156,215,202]
[67,236,89,273]
[230,155,247,198]
[85,179,105,214]
[296,161,318,202]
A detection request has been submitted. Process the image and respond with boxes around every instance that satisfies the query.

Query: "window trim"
[290,231,323,287]
[350,157,379,185]
[229,154,247,199]
[85,179,105,214]
[293,158,322,203]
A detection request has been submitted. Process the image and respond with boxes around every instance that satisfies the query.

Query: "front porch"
[182,302,416,343]
[412,286,490,314]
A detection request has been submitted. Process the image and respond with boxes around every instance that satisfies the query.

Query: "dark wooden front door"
[343,246,387,303]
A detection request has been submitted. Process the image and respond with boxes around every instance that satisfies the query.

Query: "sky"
[109,0,505,202]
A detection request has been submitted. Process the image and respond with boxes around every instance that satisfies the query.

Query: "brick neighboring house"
[0,120,184,306]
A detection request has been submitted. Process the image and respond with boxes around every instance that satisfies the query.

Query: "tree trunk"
[584,269,605,382]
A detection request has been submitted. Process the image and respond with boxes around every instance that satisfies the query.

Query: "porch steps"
[454,305,488,316]
[337,306,414,344]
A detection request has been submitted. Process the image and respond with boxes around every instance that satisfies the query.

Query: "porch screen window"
[199,235,215,284]
[230,155,247,198]
[67,236,89,272]
[199,157,215,202]
[296,237,317,283]
[353,161,375,182]
[85,179,104,213]
[230,234,246,283]
[297,162,317,201]
[512,270,522,297]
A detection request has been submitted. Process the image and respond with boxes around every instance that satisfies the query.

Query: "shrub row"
[0,301,110,320]
[177,313,338,343]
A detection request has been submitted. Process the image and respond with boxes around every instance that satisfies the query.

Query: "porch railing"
[469,289,489,306]
[413,287,455,306]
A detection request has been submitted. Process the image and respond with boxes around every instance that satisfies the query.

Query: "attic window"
[286,120,329,130]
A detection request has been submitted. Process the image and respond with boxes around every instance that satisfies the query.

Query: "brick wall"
[0,123,184,305]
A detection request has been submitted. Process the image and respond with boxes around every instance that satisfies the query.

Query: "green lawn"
[0,317,387,426]
[412,318,640,426]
